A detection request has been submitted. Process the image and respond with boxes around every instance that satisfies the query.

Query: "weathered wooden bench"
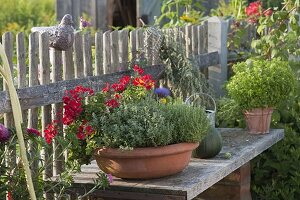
[59,128,284,200]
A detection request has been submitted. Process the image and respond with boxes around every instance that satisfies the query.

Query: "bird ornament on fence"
[31,14,75,51]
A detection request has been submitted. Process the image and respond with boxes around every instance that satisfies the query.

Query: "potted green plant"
[226,58,295,134]
[44,65,209,179]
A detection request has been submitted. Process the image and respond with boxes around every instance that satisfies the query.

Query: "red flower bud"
[263,9,273,17]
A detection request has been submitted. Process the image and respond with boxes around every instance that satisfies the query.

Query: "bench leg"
[196,162,252,200]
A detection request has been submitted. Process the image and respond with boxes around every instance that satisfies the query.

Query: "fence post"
[207,16,228,97]
[2,32,16,176]
[52,49,64,177]
[28,32,40,188]
[39,32,54,200]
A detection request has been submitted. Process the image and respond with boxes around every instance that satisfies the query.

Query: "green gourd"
[193,126,223,159]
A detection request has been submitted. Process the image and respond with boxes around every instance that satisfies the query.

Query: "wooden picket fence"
[0,17,228,198]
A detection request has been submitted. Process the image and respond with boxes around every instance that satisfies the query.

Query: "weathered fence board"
[74,32,84,78]
[28,32,40,184]
[136,28,144,55]
[16,33,27,88]
[119,29,129,71]
[63,47,74,80]
[207,17,228,96]
[130,29,137,62]
[28,32,39,129]
[95,31,103,75]
[83,33,93,76]
[110,30,119,72]
[3,32,16,171]
[16,33,28,126]
[39,33,53,184]
[2,32,14,128]
[103,31,111,74]
[51,49,64,177]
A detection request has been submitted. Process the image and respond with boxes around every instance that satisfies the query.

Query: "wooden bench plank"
[56,128,283,200]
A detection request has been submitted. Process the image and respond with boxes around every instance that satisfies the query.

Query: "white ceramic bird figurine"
[31,14,75,51]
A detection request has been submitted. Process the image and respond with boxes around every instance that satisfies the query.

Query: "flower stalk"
[0,43,37,199]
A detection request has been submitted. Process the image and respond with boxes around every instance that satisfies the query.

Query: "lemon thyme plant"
[43,64,209,166]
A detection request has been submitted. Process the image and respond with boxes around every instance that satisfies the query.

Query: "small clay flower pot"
[94,143,198,179]
[244,108,273,134]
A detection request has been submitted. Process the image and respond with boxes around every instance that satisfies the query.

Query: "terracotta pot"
[94,143,198,179]
[244,108,273,134]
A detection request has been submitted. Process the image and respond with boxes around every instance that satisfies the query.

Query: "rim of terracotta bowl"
[94,143,199,159]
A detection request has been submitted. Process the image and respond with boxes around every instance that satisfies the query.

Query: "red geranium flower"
[44,122,58,144]
[141,74,155,90]
[133,64,144,75]
[263,9,273,17]
[245,1,262,17]
[27,128,41,137]
[7,191,12,200]
[62,85,93,125]
[76,131,85,140]
[119,75,131,85]
[132,77,144,87]
[74,85,94,95]
[105,99,119,108]
[114,93,122,99]
[102,83,110,93]
[112,83,126,92]
[76,121,95,140]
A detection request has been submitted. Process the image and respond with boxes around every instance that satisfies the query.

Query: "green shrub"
[164,103,210,143]
[250,61,300,199]
[216,97,245,128]
[251,126,300,200]
[227,59,295,110]
[95,99,174,149]
[0,0,55,35]
[91,98,209,150]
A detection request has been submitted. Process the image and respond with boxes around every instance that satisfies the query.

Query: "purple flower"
[80,16,91,29]
[154,87,171,97]
[27,128,41,137]
[0,124,10,143]
[106,173,113,183]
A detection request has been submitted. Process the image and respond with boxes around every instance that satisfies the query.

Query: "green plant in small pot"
[44,65,210,179]
[226,58,295,134]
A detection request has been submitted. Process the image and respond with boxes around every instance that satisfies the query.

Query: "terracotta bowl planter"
[244,108,273,134]
[94,143,198,179]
